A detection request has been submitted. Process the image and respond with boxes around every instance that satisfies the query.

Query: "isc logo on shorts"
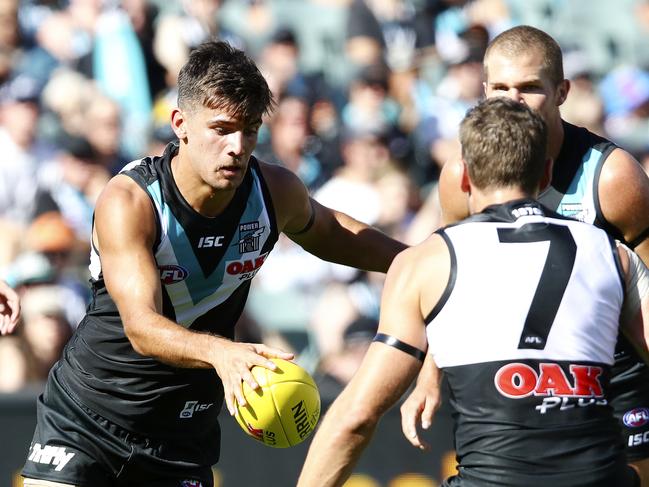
[624,408,649,428]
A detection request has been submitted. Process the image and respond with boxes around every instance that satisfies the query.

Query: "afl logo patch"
[159,265,188,284]
[623,408,649,428]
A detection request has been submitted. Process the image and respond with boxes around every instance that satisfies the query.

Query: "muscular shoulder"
[256,159,310,233]
[598,148,649,243]
[386,233,451,316]
[94,175,157,250]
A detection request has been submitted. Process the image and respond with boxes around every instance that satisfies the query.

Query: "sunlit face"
[484,49,566,126]
[172,104,261,191]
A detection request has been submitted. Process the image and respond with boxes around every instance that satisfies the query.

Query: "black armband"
[373,333,426,362]
[628,226,649,249]
[285,200,316,236]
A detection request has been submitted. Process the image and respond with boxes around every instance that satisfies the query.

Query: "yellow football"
[234,358,321,448]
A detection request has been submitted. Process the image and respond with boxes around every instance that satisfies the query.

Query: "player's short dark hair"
[177,41,274,122]
[459,97,547,194]
[484,25,564,86]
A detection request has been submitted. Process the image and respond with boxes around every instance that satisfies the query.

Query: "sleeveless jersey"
[537,121,643,385]
[427,199,627,486]
[56,142,279,451]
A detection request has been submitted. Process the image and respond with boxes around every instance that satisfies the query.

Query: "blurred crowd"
[1,0,649,397]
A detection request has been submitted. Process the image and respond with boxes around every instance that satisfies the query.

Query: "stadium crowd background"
[1,0,649,400]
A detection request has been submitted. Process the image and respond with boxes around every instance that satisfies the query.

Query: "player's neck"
[468,186,533,214]
[547,116,565,161]
[170,153,236,217]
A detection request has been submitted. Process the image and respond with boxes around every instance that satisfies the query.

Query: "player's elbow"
[336,403,382,438]
[122,312,154,357]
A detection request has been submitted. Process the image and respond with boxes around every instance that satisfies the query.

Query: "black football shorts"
[22,367,215,487]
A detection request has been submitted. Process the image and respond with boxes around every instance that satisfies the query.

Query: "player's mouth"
[218,165,242,177]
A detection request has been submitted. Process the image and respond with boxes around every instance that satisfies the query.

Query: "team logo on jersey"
[180,480,203,487]
[624,408,649,428]
[236,221,265,253]
[159,265,189,284]
[495,362,604,398]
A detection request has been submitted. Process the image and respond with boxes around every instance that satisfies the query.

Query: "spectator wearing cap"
[4,212,89,328]
[341,63,400,137]
[0,74,54,267]
[257,27,323,102]
[36,131,110,245]
[312,315,378,400]
[19,284,73,381]
[254,94,326,191]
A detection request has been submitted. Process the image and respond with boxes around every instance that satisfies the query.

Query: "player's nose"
[226,130,245,156]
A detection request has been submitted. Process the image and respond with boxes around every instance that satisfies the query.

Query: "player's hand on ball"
[210,338,294,416]
[234,358,321,448]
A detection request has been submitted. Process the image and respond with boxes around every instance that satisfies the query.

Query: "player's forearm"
[122,309,223,368]
[298,402,377,487]
[304,212,407,272]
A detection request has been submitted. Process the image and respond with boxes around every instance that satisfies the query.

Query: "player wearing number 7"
[298,97,648,487]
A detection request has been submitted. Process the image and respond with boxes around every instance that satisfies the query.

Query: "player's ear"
[171,108,188,140]
[460,160,471,195]
[555,79,570,106]
[539,158,553,192]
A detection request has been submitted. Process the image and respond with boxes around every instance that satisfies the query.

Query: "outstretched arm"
[297,235,450,487]
[260,162,407,273]
[95,176,293,415]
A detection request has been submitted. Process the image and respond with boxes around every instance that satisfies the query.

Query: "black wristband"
[373,333,426,362]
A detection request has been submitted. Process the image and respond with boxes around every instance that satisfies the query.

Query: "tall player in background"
[21,41,406,487]
[401,25,649,483]
[298,96,648,487]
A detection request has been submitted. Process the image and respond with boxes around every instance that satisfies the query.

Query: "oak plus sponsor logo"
[624,408,649,428]
[159,264,189,284]
[226,252,268,281]
[236,221,265,254]
[27,443,75,471]
[179,400,214,419]
[494,362,606,414]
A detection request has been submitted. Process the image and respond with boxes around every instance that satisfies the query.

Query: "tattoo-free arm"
[95,176,293,415]
[298,236,449,487]
[261,162,407,272]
